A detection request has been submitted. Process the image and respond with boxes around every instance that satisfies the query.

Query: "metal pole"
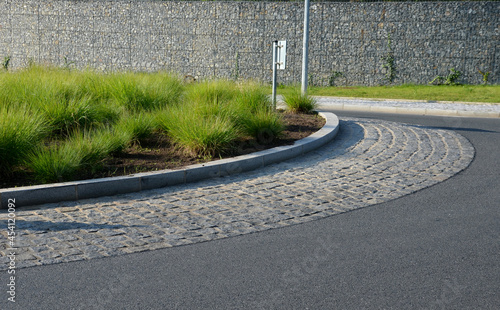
[272,40,278,110]
[301,0,310,96]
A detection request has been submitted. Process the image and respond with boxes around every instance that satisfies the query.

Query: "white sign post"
[272,40,287,110]
[277,40,287,70]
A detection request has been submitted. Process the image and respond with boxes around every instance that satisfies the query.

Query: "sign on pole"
[277,40,287,70]
[272,40,287,110]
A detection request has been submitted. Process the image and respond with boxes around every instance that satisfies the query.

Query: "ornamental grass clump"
[233,82,272,113]
[158,80,283,157]
[157,80,241,157]
[176,114,239,158]
[38,96,119,137]
[184,79,239,108]
[283,90,318,114]
[233,85,284,143]
[106,72,184,112]
[26,143,83,183]
[239,110,284,144]
[0,65,63,109]
[115,111,158,145]
[157,103,240,158]
[0,65,121,136]
[26,126,132,183]
[68,127,131,167]
[0,106,49,175]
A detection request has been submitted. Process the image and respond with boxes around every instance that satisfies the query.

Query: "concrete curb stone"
[319,103,500,118]
[312,96,500,118]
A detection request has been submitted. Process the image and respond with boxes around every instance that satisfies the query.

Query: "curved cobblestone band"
[0,117,475,270]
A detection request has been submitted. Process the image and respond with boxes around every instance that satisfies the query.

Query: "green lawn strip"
[275,84,500,104]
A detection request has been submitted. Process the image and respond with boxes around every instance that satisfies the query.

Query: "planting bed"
[2,112,324,189]
[0,66,327,189]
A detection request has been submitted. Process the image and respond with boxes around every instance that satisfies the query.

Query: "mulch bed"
[1,111,325,189]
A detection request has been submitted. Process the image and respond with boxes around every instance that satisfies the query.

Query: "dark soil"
[1,112,325,189]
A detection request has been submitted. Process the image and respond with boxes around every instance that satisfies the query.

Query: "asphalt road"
[2,112,499,310]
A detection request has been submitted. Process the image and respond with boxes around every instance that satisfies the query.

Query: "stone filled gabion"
[0,1,497,85]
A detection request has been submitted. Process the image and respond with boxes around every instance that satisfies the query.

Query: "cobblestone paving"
[0,118,475,270]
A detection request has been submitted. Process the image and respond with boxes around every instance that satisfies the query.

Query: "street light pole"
[301,0,310,96]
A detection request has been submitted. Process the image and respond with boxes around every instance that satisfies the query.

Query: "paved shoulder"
[0,118,474,270]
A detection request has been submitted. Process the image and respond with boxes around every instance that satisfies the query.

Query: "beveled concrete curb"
[0,112,340,209]
[315,102,500,118]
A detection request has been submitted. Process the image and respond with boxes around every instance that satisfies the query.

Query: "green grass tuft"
[0,106,49,175]
[234,82,273,113]
[26,127,132,183]
[283,89,318,114]
[107,72,184,112]
[184,79,239,108]
[26,144,83,183]
[115,112,158,144]
[38,96,119,136]
[239,110,284,144]
[157,105,240,158]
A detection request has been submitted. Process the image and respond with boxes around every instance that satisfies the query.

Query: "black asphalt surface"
[2,112,499,309]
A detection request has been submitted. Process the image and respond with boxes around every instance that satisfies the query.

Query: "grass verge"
[276,84,500,104]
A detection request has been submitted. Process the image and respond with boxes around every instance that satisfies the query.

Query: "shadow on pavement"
[6,219,145,232]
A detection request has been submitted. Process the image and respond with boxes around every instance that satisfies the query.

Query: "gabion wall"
[0,1,498,85]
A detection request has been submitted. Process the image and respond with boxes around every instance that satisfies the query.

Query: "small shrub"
[62,56,76,71]
[381,33,396,84]
[478,69,491,85]
[283,90,318,114]
[328,71,344,87]
[2,56,10,71]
